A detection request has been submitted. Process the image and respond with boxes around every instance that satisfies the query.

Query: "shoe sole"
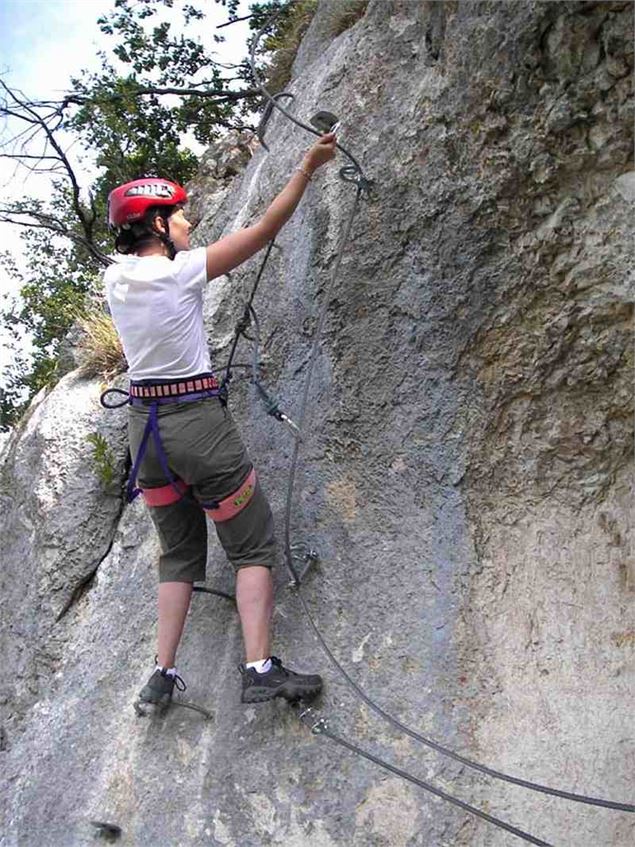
[134,692,172,717]
[241,682,322,704]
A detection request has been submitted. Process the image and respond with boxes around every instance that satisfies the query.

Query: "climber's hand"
[302,132,337,173]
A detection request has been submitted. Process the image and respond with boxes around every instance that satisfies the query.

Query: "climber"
[104,132,337,711]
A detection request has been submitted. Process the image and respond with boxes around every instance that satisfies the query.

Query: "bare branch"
[0,121,43,152]
[0,78,98,254]
[57,84,259,108]
[2,105,41,126]
[0,153,60,161]
[0,71,259,272]
[216,12,255,29]
[0,209,113,267]
[2,78,258,158]
[1,158,66,177]
[205,61,246,71]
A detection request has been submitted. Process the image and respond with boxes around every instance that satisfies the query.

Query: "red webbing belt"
[142,468,257,523]
[130,375,219,400]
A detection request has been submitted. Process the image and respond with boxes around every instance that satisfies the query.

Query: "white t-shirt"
[104,247,211,381]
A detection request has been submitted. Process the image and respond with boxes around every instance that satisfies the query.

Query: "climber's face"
[167,207,192,252]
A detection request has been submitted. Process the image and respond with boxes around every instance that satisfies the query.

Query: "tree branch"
[216,12,255,29]
[57,84,260,109]
[0,210,113,267]
[1,78,99,253]
[0,153,61,161]
[0,74,260,273]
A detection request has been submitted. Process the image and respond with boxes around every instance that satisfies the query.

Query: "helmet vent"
[124,183,174,199]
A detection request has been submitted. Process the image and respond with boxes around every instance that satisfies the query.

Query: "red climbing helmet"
[107,178,188,229]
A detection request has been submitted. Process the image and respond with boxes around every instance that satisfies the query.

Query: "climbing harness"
[100,378,257,525]
[101,379,245,617]
[244,9,635,844]
[102,379,217,504]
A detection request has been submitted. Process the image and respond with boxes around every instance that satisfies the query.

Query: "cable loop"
[258,91,296,151]
[338,164,373,196]
[99,388,130,409]
[248,8,372,195]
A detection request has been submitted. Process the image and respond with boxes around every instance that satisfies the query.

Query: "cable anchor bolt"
[298,706,328,734]
[287,542,319,587]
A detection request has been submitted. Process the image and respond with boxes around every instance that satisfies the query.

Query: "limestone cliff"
[1,2,633,845]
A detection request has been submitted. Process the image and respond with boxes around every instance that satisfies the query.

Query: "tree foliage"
[0,0,305,431]
[0,181,104,426]
[69,0,247,190]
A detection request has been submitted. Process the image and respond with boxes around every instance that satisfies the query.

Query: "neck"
[135,242,170,258]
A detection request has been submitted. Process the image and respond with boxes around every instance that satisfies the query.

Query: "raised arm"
[205,132,337,281]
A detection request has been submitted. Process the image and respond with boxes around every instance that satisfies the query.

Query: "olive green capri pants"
[128,397,277,583]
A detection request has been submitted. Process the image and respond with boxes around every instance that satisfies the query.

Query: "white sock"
[157,665,177,678]
[245,658,272,674]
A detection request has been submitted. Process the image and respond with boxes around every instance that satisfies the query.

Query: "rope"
[298,708,555,847]
[248,5,635,821]
[221,239,277,403]
[294,585,635,812]
[282,185,363,583]
[220,243,300,434]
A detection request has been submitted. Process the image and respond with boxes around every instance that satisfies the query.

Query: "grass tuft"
[76,310,126,380]
[328,0,368,38]
[261,0,319,95]
[86,431,117,489]
[260,0,368,94]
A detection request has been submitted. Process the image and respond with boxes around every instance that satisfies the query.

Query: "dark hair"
[114,204,180,255]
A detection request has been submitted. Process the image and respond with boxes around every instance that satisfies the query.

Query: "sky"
[0,0,116,270]
[1,0,113,92]
[0,0,252,377]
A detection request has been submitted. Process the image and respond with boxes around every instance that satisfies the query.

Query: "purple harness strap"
[127,389,218,504]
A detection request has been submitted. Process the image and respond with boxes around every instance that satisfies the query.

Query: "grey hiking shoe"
[239,656,323,704]
[137,667,187,711]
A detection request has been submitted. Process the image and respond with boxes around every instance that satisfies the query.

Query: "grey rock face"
[186,129,260,236]
[0,374,128,730]
[1,2,633,846]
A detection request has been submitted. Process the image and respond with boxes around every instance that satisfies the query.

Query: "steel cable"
[247,3,634,823]
[297,710,555,847]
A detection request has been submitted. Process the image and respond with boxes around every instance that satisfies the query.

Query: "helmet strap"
[153,210,177,259]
